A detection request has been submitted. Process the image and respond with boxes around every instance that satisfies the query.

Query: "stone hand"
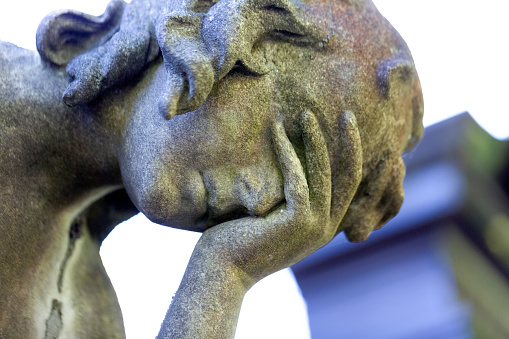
[158,110,362,339]
[200,110,362,282]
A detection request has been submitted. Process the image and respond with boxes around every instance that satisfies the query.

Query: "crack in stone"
[44,215,85,338]
[44,299,63,339]
[57,215,84,293]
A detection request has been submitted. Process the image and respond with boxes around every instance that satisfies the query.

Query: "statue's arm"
[157,111,362,338]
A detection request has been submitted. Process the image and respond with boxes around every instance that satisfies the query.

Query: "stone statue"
[0,0,423,337]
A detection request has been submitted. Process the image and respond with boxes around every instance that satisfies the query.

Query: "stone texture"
[0,0,423,337]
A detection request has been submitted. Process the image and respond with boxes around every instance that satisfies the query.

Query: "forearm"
[157,236,254,339]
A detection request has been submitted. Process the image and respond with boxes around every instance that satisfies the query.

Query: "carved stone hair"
[35,0,325,119]
[36,0,126,66]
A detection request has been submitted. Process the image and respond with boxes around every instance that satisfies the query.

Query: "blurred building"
[292,113,509,339]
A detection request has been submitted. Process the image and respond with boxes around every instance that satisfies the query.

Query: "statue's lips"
[193,199,285,232]
[192,188,285,232]
[196,207,252,231]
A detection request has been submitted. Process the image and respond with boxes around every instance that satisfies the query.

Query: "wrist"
[157,237,252,339]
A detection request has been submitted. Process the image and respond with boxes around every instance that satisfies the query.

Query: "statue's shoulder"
[0,40,21,54]
[0,40,66,121]
[0,40,34,57]
[0,41,41,76]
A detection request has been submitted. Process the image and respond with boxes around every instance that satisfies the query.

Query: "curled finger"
[330,111,363,226]
[301,110,331,216]
[271,122,310,218]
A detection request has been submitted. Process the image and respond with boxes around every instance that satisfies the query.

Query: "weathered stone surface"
[0,0,423,337]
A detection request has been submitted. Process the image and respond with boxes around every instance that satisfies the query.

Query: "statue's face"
[119,0,423,236]
[121,71,285,232]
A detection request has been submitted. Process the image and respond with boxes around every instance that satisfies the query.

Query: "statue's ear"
[36,0,125,66]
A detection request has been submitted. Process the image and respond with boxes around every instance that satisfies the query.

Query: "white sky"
[374,0,509,140]
[1,0,508,338]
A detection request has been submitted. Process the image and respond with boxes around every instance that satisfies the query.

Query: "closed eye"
[263,4,291,14]
[228,60,256,76]
[260,1,326,46]
[267,29,318,46]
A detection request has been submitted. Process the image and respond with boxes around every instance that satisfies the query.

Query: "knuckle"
[290,204,312,225]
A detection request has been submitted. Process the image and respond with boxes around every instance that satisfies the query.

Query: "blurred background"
[1,0,508,338]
